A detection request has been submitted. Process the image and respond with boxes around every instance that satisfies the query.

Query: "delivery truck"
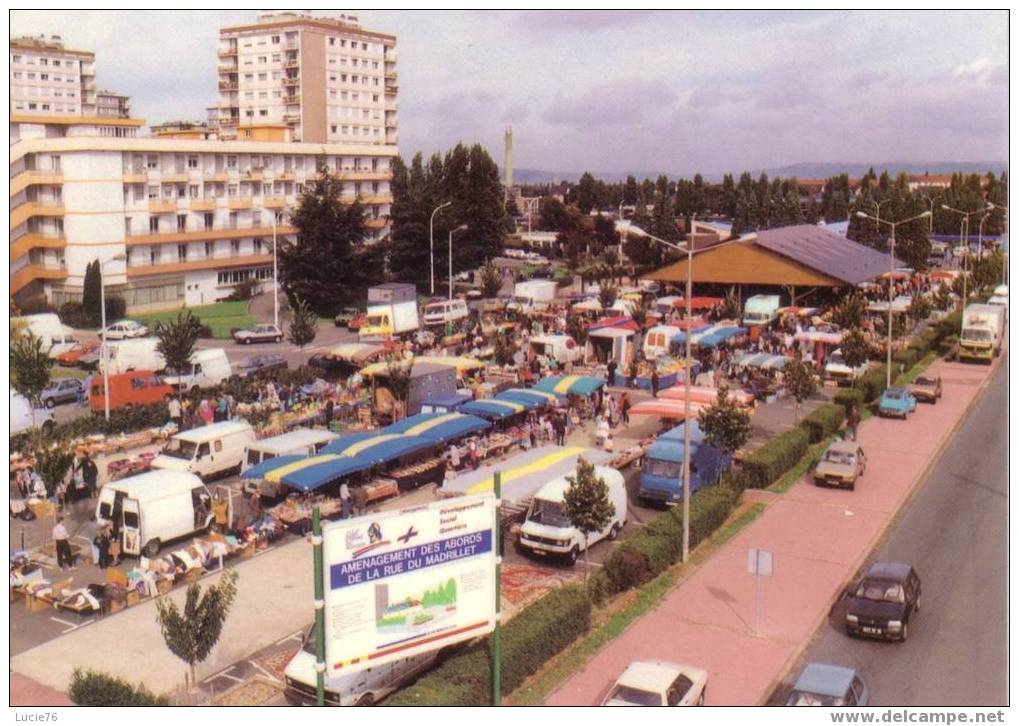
[638,421,730,505]
[15,313,78,359]
[959,303,1005,362]
[507,279,557,315]
[359,283,420,342]
[742,294,781,327]
[100,337,167,375]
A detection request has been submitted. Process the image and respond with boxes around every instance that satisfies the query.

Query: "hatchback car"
[813,441,867,490]
[55,340,99,367]
[878,387,917,418]
[787,663,869,707]
[845,562,921,641]
[234,354,288,379]
[40,377,84,407]
[909,375,942,404]
[232,323,284,344]
[102,319,148,340]
[601,661,708,707]
[333,307,361,328]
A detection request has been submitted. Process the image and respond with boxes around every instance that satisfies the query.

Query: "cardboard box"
[109,599,124,613]
[27,593,51,613]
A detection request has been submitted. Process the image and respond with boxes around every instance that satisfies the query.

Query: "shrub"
[69,668,170,706]
[12,401,171,454]
[892,348,919,369]
[384,585,592,706]
[584,569,616,606]
[798,403,845,444]
[105,295,128,322]
[225,278,259,302]
[833,388,864,414]
[58,301,90,329]
[18,294,55,315]
[741,427,810,488]
[855,364,889,403]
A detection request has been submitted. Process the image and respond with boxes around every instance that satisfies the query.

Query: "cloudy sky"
[10,9,1008,175]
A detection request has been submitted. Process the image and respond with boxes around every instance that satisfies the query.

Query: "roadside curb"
[758,352,1003,705]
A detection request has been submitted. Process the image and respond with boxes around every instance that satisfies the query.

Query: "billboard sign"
[322,492,497,676]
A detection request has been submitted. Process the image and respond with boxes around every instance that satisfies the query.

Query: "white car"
[232,323,283,344]
[602,661,708,707]
[825,349,869,386]
[102,319,148,340]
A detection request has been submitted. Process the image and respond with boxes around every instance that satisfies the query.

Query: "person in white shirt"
[53,516,73,570]
[340,482,351,519]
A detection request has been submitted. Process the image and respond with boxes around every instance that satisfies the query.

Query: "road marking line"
[217,673,246,684]
[276,631,304,645]
[248,660,281,682]
[206,664,238,682]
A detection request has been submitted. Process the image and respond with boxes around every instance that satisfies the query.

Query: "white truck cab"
[516,466,627,564]
[162,348,233,391]
[152,420,256,480]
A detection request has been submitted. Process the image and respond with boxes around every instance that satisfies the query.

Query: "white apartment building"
[96,90,131,119]
[217,11,398,146]
[11,120,396,312]
[9,35,97,117]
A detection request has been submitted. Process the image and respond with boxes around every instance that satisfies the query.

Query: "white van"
[96,470,213,558]
[10,388,55,436]
[162,348,233,391]
[528,334,582,364]
[423,299,470,327]
[152,420,256,480]
[15,313,77,358]
[284,628,438,706]
[516,465,628,565]
[644,325,683,360]
[101,337,167,375]
[242,428,340,496]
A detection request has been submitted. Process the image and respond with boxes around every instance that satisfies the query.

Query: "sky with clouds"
[10,9,1009,176]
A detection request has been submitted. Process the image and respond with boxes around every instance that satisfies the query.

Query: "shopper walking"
[619,393,631,426]
[352,484,368,517]
[651,368,660,398]
[79,454,98,499]
[340,481,351,519]
[53,516,73,570]
[168,395,182,428]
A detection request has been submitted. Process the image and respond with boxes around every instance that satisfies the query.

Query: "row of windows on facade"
[50,284,185,309]
[127,239,267,266]
[10,71,80,84]
[10,54,82,68]
[233,53,381,70]
[130,203,384,234]
[11,101,78,114]
[126,154,389,173]
[126,179,383,200]
[232,34,384,54]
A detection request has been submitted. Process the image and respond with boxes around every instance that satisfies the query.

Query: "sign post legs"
[493,471,502,707]
[313,506,326,706]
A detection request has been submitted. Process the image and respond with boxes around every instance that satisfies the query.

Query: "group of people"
[12,453,98,510]
[168,393,236,431]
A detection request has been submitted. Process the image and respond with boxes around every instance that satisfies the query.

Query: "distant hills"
[511,162,1008,185]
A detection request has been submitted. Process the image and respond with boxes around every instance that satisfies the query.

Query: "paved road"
[771,357,1007,707]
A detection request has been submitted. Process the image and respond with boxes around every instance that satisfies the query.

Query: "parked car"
[909,375,942,404]
[234,353,288,379]
[347,312,367,332]
[10,388,54,436]
[786,663,869,706]
[878,387,917,418]
[232,323,283,344]
[813,441,867,490]
[308,353,357,377]
[40,377,84,408]
[601,661,708,707]
[55,340,99,367]
[845,562,921,641]
[101,319,148,340]
[824,349,869,385]
[333,307,361,328]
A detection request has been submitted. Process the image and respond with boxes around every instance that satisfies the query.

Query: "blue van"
[638,421,730,505]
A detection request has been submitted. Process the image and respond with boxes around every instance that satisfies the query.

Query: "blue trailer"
[638,421,730,505]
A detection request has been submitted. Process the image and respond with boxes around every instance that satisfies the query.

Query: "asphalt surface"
[770,356,1007,707]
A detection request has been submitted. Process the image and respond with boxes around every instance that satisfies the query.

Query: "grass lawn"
[135,301,255,340]
[51,365,86,381]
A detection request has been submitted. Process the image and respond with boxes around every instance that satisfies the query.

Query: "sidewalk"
[546,357,997,706]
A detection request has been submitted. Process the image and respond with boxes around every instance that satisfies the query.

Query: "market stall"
[533,375,606,397]
[628,399,708,420]
[493,388,558,409]
[458,398,527,422]
[383,411,491,444]
[659,384,755,407]
[586,325,639,366]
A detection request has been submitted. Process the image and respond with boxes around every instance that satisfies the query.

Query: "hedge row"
[855,364,890,403]
[833,388,864,413]
[384,584,592,706]
[741,427,810,488]
[69,668,170,706]
[798,403,845,444]
[11,401,171,454]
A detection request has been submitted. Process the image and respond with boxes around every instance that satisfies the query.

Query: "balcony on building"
[283,94,301,105]
[283,58,300,69]
[219,81,239,91]
[217,45,238,58]
[148,199,177,214]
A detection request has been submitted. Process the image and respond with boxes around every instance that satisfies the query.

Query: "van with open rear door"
[95,470,213,558]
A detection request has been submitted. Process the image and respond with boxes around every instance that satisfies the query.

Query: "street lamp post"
[100,254,128,421]
[448,225,468,300]
[920,194,936,234]
[855,210,931,388]
[635,225,695,562]
[430,202,452,296]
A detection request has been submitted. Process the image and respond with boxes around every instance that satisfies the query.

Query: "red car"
[55,340,99,367]
[347,313,367,332]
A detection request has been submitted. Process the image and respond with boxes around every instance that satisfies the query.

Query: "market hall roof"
[644,225,904,287]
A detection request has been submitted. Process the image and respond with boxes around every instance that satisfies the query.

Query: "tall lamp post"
[920,194,936,234]
[448,224,468,300]
[100,254,128,421]
[269,207,288,329]
[430,202,452,296]
[855,210,931,388]
[942,204,993,313]
[635,222,695,562]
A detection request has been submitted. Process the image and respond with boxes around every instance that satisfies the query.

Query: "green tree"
[493,331,515,367]
[720,286,740,319]
[832,291,867,330]
[562,457,616,574]
[154,310,203,390]
[385,354,413,419]
[10,330,51,417]
[783,353,817,423]
[697,385,752,459]
[34,445,75,496]
[933,282,953,311]
[82,260,102,327]
[566,314,589,346]
[907,294,932,325]
[287,297,318,362]
[155,569,239,690]
[280,169,369,315]
[572,172,599,214]
[840,328,871,370]
[629,293,655,334]
[538,197,574,232]
[622,175,639,206]
[597,281,617,311]
[479,259,503,299]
